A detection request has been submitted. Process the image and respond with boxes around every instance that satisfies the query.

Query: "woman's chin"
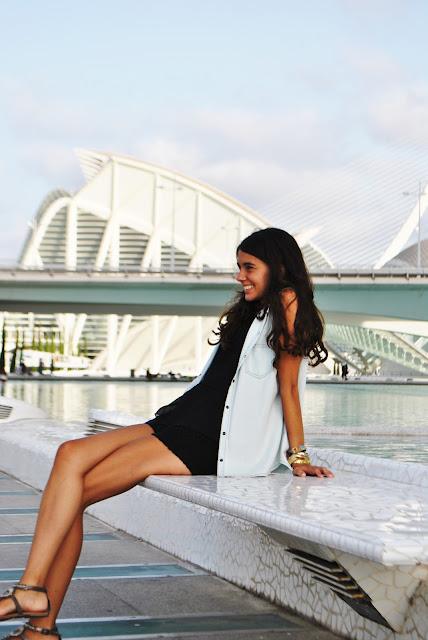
[245,292,259,302]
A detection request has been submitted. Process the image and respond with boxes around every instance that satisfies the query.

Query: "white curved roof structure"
[21,149,270,272]
[20,149,330,273]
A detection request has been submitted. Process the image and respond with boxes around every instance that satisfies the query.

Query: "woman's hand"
[292,464,334,478]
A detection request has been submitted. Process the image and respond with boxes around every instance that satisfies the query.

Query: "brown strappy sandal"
[1,622,61,640]
[0,584,50,621]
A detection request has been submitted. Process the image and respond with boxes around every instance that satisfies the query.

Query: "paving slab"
[164,631,339,639]
[0,495,41,507]
[1,614,302,637]
[88,575,279,617]
[0,480,27,491]
[0,539,181,568]
[0,514,116,535]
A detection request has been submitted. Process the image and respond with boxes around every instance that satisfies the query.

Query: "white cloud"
[366,85,428,147]
[345,47,404,87]
[197,159,294,208]
[133,137,203,176]
[19,142,82,186]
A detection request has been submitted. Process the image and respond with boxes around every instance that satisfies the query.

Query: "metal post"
[66,201,77,270]
[171,179,176,272]
[106,314,118,375]
[418,181,422,270]
[151,315,160,373]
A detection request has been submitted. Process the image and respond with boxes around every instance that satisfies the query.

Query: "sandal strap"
[0,583,51,622]
[0,590,23,615]
[24,623,60,638]
[14,584,47,595]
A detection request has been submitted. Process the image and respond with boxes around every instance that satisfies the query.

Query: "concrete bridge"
[1,267,427,332]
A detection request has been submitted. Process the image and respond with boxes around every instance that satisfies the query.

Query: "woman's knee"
[54,439,84,469]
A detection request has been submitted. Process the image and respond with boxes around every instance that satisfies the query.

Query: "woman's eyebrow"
[237,261,256,267]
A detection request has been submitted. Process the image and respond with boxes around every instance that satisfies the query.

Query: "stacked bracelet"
[286,444,307,457]
[286,445,311,466]
[288,451,311,466]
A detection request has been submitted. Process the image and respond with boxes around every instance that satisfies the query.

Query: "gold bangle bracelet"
[286,445,307,457]
[287,452,311,466]
[290,457,311,466]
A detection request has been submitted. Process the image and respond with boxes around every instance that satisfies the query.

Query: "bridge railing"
[0,263,426,278]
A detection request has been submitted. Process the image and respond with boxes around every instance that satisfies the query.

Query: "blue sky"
[1,0,428,261]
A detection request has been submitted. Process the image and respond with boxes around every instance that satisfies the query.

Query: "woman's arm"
[277,350,305,451]
[277,290,333,478]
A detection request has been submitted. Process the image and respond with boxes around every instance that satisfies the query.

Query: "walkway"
[0,470,338,640]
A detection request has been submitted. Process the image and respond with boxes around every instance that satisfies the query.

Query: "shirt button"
[222,432,226,435]
[225,405,229,409]
[219,459,223,462]
[232,378,235,383]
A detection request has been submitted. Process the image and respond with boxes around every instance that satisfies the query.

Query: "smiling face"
[236,250,270,301]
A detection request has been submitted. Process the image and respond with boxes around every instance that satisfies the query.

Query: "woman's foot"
[0,585,50,620]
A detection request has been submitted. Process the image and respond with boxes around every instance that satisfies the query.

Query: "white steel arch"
[374,185,428,268]
[21,196,71,268]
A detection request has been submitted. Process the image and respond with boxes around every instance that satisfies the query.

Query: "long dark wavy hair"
[210,228,328,367]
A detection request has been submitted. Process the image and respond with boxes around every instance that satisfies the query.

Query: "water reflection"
[3,379,428,464]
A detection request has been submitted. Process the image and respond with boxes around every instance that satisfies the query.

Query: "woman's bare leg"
[22,426,158,632]
[25,514,84,638]
[22,432,191,637]
[0,422,189,621]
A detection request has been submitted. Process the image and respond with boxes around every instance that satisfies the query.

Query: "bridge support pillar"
[150,315,160,374]
[106,314,119,375]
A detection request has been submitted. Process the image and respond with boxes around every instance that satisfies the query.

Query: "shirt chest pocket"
[244,342,275,378]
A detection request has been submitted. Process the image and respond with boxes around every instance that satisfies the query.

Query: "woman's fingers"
[322,466,335,478]
[292,464,334,478]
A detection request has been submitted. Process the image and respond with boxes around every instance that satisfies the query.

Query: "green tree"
[0,324,6,374]
[9,329,19,373]
[36,327,43,352]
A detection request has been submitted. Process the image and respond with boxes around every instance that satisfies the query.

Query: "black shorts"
[147,419,219,475]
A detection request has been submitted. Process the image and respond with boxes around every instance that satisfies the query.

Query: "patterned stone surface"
[309,448,428,488]
[0,418,427,639]
[144,469,428,566]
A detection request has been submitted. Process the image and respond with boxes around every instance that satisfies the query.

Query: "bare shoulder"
[280,287,298,307]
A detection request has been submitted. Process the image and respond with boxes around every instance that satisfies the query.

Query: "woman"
[0,228,333,640]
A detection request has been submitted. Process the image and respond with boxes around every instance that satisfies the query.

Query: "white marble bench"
[90,410,428,640]
[0,411,427,640]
